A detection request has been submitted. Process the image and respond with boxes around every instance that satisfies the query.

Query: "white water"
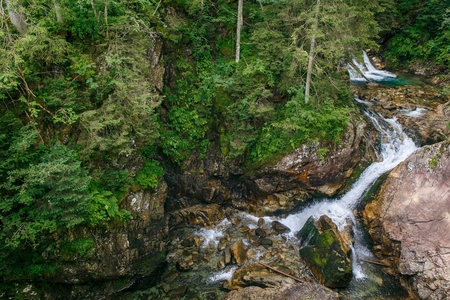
[202,102,418,283]
[401,107,427,118]
[278,110,417,279]
[348,51,397,82]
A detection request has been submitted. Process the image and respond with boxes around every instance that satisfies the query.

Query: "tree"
[5,0,28,33]
[0,116,92,277]
[305,0,320,103]
[236,0,243,63]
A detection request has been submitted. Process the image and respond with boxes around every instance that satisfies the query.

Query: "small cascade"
[279,109,417,280]
[185,97,418,298]
[348,51,397,82]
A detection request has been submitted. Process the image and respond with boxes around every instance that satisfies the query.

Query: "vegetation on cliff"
[0,0,447,285]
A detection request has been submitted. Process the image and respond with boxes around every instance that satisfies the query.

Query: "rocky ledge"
[354,85,449,145]
[363,140,450,299]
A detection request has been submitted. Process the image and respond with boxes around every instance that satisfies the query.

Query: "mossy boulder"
[297,215,353,288]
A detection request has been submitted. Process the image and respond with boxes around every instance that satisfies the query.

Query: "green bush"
[88,190,131,226]
[134,160,165,189]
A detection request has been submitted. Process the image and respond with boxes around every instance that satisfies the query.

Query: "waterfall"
[278,108,418,279]
[348,51,397,82]
[200,97,417,289]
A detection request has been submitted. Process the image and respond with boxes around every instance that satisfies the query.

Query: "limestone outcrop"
[363,140,450,299]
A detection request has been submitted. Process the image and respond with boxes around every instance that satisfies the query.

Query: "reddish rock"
[363,141,450,299]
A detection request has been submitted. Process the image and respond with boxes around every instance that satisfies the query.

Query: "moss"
[428,157,438,169]
[317,230,338,249]
[357,172,389,211]
[137,251,167,274]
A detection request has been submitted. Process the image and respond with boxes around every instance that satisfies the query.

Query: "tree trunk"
[305,0,321,104]
[6,0,28,34]
[235,0,243,63]
[54,0,63,24]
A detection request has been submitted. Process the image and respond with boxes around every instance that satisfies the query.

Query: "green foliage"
[135,160,164,189]
[0,115,94,277]
[96,167,132,194]
[378,0,450,67]
[61,238,95,258]
[249,98,351,165]
[88,190,131,226]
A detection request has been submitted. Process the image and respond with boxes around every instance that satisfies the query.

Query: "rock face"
[166,116,379,218]
[43,182,169,296]
[297,215,353,288]
[222,282,341,300]
[363,141,450,299]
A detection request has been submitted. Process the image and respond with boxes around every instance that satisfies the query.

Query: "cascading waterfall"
[348,51,397,82]
[198,61,419,297]
[278,109,417,279]
[202,105,418,289]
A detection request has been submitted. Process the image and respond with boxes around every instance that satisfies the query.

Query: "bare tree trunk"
[90,0,102,29]
[6,0,27,34]
[104,0,108,38]
[305,0,321,104]
[235,0,243,63]
[54,0,63,24]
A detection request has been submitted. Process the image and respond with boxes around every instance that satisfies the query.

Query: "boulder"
[222,282,341,300]
[297,215,353,288]
[271,221,291,234]
[225,263,296,290]
[230,239,248,267]
[363,141,450,299]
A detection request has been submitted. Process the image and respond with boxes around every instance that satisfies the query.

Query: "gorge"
[0,1,449,299]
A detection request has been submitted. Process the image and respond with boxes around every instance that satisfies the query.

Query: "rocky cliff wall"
[363,140,450,299]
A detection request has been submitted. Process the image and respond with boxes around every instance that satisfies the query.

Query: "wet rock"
[297,215,353,288]
[169,204,225,229]
[176,256,193,272]
[249,235,261,247]
[257,218,265,227]
[224,247,232,265]
[230,216,242,227]
[362,141,450,299]
[261,238,273,248]
[271,221,291,234]
[226,263,296,290]
[218,238,229,251]
[218,258,226,270]
[240,226,250,232]
[168,286,187,298]
[222,282,341,300]
[246,249,257,260]
[230,239,248,267]
[255,228,267,238]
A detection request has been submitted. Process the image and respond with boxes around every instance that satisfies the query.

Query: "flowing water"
[196,60,420,298]
[348,51,426,87]
[118,55,422,299]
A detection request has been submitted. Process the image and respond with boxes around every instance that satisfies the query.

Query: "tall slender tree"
[305,0,320,103]
[236,0,243,63]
